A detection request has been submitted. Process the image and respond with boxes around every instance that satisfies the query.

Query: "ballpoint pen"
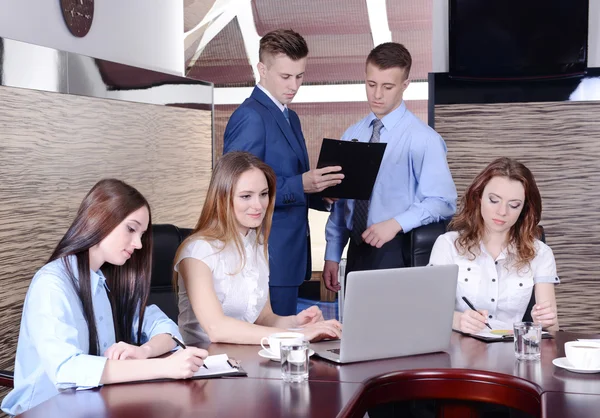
[461,296,493,330]
[171,334,208,368]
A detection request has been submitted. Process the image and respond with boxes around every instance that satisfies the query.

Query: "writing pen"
[171,334,208,369]
[461,296,493,330]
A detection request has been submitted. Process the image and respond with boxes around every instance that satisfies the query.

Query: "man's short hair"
[259,29,309,63]
[366,42,412,79]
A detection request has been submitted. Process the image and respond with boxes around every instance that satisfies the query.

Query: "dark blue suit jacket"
[224,86,325,287]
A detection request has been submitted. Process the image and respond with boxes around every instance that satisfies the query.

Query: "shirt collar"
[256,83,287,113]
[241,228,258,249]
[479,242,510,262]
[65,254,108,295]
[367,100,407,132]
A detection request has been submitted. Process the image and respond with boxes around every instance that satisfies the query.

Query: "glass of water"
[513,322,542,361]
[280,338,309,382]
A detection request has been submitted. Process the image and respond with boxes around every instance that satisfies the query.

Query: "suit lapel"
[251,87,307,170]
[288,112,310,171]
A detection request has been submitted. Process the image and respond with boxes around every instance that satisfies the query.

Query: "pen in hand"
[171,335,208,369]
[461,296,493,330]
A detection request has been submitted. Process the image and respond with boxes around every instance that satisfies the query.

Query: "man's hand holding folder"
[302,165,344,194]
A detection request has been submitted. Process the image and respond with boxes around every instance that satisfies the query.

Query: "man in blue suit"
[224,29,343,316]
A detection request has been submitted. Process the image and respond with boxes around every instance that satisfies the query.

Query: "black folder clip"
[227,358,241,369]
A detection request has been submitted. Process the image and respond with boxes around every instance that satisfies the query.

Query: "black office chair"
[149,224,193,322]
[521,226,546,322]
[0,370,14,388]
[405,220,450,267]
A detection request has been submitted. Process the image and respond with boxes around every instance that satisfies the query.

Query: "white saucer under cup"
[552,357,600,374]
[258,348,315,362]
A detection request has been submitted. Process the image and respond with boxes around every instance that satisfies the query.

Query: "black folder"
[316,138,387,200]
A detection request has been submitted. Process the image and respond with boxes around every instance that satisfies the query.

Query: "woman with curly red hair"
[430,157,559,334]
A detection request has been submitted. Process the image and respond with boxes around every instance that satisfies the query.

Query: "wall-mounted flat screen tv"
[449,0,589,79]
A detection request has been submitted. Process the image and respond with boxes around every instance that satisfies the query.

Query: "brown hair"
[366,42,412,79]
[49,179,153,356]
[449,157,542,270]
[175,151,276,280]
[259,29,308,63]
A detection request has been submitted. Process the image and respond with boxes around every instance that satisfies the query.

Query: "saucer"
[258,349,315,362]
[552,357,600,374]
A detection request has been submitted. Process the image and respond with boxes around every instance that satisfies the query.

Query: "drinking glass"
[280,338,309,382]
[514,322,542,361]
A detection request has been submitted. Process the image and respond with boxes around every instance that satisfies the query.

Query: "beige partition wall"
[0,85,212,390]
[435,101,600,333]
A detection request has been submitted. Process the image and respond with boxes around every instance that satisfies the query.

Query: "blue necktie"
[283,107,290,125]
[351,119,384,244]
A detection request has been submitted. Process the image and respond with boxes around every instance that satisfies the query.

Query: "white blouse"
[175,229,270,344]
[429,231,560,325]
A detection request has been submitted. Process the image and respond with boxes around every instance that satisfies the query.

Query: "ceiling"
[183,0,433,87]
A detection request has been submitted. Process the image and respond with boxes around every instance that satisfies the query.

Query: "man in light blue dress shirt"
[323,42,457,292]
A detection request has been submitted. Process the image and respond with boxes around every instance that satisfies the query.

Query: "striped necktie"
[350,118,383,244]
[283,107,290,125]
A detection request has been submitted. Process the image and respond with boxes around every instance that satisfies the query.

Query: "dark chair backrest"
[405,220,449,267]
[521,225,546,322]
[0,370,14,388]
[149,224,192,322]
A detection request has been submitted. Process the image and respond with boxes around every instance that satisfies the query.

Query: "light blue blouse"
[1,256,180,416]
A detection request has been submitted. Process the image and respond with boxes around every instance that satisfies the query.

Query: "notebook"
[191,354,247,379]
[456,319,551,343]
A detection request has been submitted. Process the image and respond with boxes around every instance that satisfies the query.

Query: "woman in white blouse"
[429,157,559,334]
[175,151,342,344]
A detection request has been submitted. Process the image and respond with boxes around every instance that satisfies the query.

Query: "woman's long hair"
[174,152,276,284]
[48,179,153,355]
[449,157,542,270]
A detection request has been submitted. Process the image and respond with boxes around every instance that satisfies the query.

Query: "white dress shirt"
[175,229,270,344]
[429,231,560,325]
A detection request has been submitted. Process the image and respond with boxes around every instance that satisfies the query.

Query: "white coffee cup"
[565,341,600,369]
[260,332,304,358]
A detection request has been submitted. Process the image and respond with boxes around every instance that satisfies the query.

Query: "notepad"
[455,319,550,343]
[192,354,246,379]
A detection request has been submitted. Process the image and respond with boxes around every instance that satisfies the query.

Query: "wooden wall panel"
[0,85,211,383]
[435,101,600,333]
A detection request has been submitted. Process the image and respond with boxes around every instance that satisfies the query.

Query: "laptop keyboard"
[327,348,341,355]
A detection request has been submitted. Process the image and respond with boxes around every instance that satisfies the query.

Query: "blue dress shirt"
[325,102,457,263]
[1,256,180,416]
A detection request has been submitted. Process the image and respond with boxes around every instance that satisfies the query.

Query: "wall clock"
[60,0,94,38]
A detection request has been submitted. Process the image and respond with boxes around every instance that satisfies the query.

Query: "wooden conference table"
[17,331,600,418]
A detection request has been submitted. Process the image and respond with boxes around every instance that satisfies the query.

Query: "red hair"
[449,157,542,269]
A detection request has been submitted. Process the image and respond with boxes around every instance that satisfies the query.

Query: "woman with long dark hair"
[175,151,342,344]
[2,179,207,416]
[429,158,559,333]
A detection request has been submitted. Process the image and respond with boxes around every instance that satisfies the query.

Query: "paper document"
[474,319,514,339]
[193,354,242,378]
[466,319,548,341]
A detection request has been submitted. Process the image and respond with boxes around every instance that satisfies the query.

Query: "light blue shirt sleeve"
[324,199,350,262]
[393,133,457,233]
[25,273,107,390]
[136,304,181,344]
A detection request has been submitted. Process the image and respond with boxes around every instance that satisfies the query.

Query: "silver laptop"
[313,264,458,363]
